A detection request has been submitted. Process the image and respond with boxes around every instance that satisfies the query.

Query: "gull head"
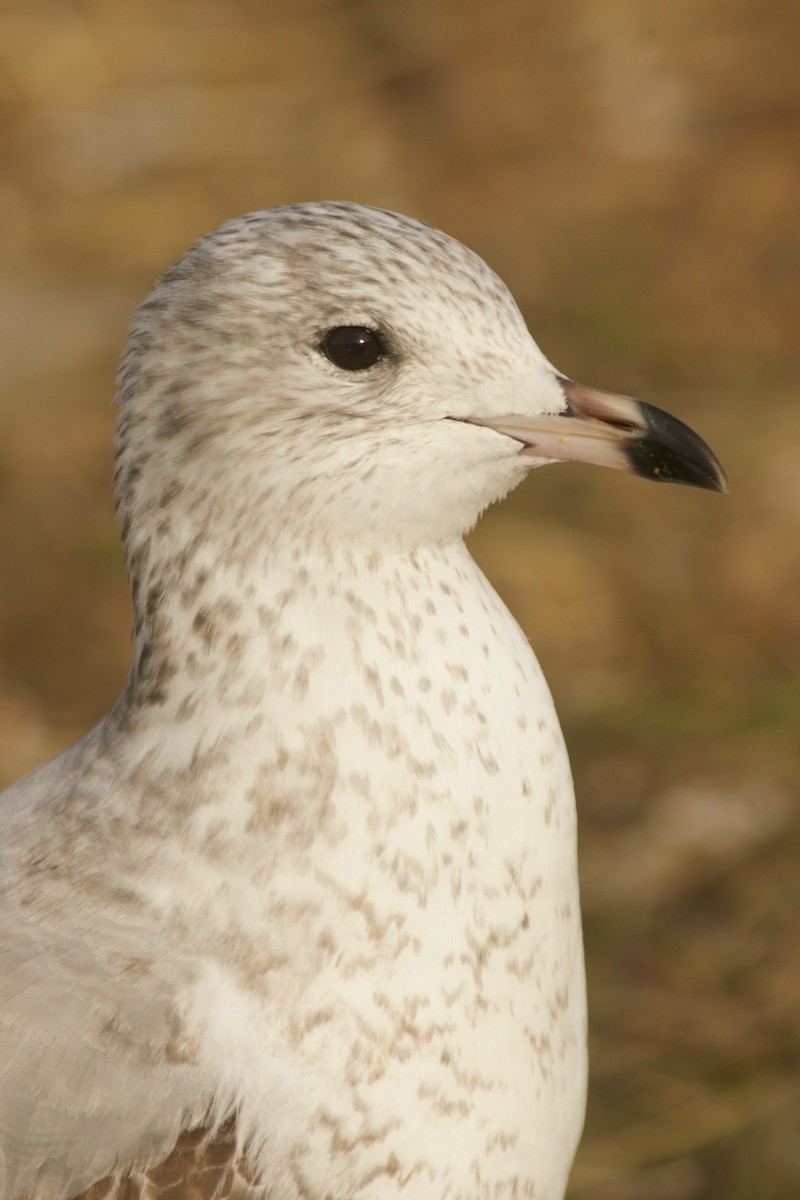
[115,201,727,567]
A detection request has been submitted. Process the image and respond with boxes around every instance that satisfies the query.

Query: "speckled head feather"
[114,202,564,578]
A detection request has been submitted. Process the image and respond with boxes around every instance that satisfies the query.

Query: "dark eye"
[322,326,386,371]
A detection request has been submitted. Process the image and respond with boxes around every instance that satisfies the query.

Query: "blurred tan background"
[0,1,798,1196]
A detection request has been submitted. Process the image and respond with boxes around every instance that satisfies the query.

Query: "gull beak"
[470,378,729,493]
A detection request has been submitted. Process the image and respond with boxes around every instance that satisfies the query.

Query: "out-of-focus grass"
[0,1,798,1195]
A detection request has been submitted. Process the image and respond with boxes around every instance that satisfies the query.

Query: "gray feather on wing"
[0,907,212,1200]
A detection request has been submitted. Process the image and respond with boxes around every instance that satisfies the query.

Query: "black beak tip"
[627,405,730,494]
[626,440,730,493]
[709,464,730,495]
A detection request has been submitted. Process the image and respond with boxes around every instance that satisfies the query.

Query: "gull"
[0,202,727,1200]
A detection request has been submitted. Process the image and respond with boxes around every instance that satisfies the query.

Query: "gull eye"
[322,326,386,371]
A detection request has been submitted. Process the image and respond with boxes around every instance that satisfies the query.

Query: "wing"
[0,906,217,1200]
[0,756,215,1200]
